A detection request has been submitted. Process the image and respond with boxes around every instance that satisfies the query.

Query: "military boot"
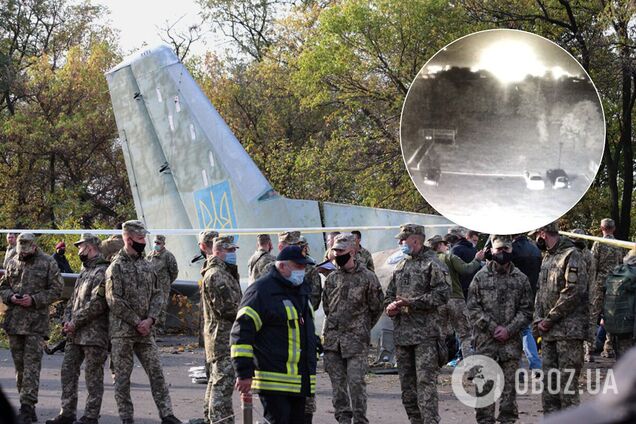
[45,414,75,424]
[161,416,182,424]
[18,404,35,424]
[31,406,38,422]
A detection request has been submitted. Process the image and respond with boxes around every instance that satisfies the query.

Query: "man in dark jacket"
[232,245,317,424]
[448,228,478,298]
[52,242,73,274]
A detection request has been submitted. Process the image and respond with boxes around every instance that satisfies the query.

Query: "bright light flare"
[477,41,545,84]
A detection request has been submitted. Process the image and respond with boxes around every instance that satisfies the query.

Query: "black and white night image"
[400,29,605,235]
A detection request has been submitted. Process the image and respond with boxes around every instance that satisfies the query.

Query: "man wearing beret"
[467,235,533,424]
[52,241,73,274]
[232,245,317,424]
[384,224,450,424]
[531,221,589,413]
[323,234,384,424]
[147,234,179,330]
[200,235,242,424]
[105,220,181,424]
[47,234,110,424]
[0,233,63,424]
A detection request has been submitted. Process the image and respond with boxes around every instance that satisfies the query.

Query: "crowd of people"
[0,217,634,424]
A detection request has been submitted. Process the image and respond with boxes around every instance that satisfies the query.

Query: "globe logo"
[451,355,505,408]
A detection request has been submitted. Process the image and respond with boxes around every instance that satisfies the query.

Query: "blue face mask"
[288,270,305,286]
[400,243,412,255]
[153,245,162,251]
[225,252,237,265]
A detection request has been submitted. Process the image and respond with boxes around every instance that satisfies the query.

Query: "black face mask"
[335,252,351,268]
[58,249,66,255]
[131,241,146,255]
[79,254,89,263]
[492,251,513,266]
[18,252,35,262]
[536,237,547,251]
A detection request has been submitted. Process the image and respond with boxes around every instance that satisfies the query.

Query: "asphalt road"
[0,336,610,423]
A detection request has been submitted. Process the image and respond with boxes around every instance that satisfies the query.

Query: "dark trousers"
[259,393,305,424]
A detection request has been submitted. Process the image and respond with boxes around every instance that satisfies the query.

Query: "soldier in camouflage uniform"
[590,218,625,358]
[46,234,110,424]
[467,235,533,424]
[0,233,63,424]
[105,220,181,424]
[569,229,598,362]
[351,231,375,272]
[428,235,484,358]
[247,234,275,283]
[4,232,17,268]
[200,235,242,424]
[323,234,384,424]
[384,224,450,424]
[100,223,124,262]
[147,235,179,329]
[531,221,589,413]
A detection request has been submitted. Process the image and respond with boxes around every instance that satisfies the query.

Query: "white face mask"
[288,269,305,286]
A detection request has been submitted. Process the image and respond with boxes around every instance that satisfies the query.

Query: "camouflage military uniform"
[0,246,63,409]
[467,261,533,424]
[4,245,16,268]
[59,254,110,420]
[100,235,124,262]
[384,240,450,424]
[534,236,588,413]
[590,235,624,354]
[247,248,275,283]
[323,261,384,424]
[355,246,375,272]
[201,254,242,424]
[147,247,179,327]
[106,248,175,421]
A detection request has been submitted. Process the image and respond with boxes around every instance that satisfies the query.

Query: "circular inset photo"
[400,29,604,235]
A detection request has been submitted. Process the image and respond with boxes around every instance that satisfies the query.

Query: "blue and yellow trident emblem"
[194,181,238,234]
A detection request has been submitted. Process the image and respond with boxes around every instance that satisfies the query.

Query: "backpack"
[603,264,636,335]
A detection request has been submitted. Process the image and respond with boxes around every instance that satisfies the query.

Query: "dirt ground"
[0,336,612,423]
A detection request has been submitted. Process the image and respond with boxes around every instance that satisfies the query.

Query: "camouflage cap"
[198,230,219,244]
[213,236,238,250]
[16,233,36,253]
[332,234,355,250]
[279,231,301,245]
[154,234,166,243]
[73,233,101,247]
[600,218,615,228]
[425,235,447,247]
[448,226,467,237]
[528,221,560,237]
[293,236,308,247]
[491,235,513,249]
[122,220,149,236]
[395,223,426,240]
